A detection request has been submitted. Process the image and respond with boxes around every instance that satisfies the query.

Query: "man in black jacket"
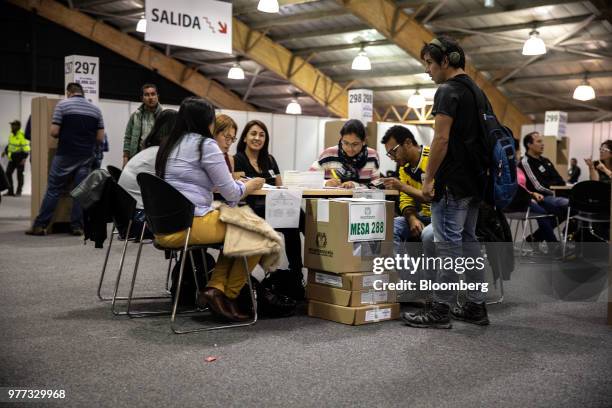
[518,131,569,241]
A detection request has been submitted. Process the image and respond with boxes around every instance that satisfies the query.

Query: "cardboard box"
[307,270,396,291]
[308,300,399,325]
[304,199,394,273]
[306,283,397,307]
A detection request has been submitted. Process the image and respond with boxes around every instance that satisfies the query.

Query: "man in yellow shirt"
[2,120,30,196]
[381,125,433,252]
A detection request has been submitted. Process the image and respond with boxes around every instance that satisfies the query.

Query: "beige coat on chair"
[213,202,284,272]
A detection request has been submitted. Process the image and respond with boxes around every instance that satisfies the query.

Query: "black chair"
[562,181,611,257]
[95,181,171,311]
[503,187,560,258]
[106,165,122,183]
[134,173,257,334]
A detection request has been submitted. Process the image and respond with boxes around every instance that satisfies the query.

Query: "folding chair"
[563,181,611,257]
[133,173,257,334]
[106,165,122,182]
[503,188,560,259]
[94,181,171,312]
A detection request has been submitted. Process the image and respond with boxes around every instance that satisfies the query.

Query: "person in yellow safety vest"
[2,120,30,196]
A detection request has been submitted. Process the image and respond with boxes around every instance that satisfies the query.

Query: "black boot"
[401,301,452,329]
[261,268,305,301]
[451,301,489,325]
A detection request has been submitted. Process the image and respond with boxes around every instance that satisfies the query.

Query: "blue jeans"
[393,214,431,252]
[34,155,93,229]
[431,191,485,305]
[529,195,569,242]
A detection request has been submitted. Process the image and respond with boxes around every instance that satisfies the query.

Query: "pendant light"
[351,44,371,71]
[407,89,426,109]
[522,30,546,56]
[258,0,279,13]
[227,63,245,80]
[286,97,302,115]
[136,17,147,33]
[573,75,596,101]
[484,0,495,7]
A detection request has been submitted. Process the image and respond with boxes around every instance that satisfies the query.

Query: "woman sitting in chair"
[585,140,612,183]
[310,119,380,188]
[154,97,265,322]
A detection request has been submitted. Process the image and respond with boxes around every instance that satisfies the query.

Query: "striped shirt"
[310,145,380,186]
[52,95,104,157]
[399,145,431,217]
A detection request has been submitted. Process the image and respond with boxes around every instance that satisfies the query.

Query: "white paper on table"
[353,189,385,200]
[316,199,329,222]
[265,189,303,228]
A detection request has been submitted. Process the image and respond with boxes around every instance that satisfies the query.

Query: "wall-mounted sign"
[348,89,373,125]
[145,0,232,54]
[544,111,568,140]
[64,55,99,104]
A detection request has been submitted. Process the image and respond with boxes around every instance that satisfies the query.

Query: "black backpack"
[449,76,518,209]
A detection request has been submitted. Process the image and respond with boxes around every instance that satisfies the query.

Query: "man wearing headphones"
[402,36,489,329]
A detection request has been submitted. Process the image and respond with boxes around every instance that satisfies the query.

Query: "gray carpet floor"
[0,196,611,408]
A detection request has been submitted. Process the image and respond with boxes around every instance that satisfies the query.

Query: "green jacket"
[6,129,30,160]
[123,103,162,159]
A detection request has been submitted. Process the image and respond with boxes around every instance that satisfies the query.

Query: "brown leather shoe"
[199,287,237,321]
[225,298,252,321]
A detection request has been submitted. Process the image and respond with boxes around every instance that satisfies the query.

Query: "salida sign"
[145,0,232,54]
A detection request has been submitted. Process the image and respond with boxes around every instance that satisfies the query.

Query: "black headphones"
[429,38,461,65]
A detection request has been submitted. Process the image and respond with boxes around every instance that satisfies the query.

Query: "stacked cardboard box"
[303,199,399,325]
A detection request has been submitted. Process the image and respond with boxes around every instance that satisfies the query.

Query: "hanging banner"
[145,0,232,54]
[348,89,373,125]
[64,55,99,104]
[543,111,568,140]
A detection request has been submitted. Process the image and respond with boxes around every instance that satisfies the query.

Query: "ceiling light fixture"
[351,44,371,71]
[407,89,426,109]
[573,75,596,101]
[522,29,547,56]
[136,17,147,33]
[286,98,302,115]
[257,0,280,13]
[484,0,495,7]
[227,63,245,80]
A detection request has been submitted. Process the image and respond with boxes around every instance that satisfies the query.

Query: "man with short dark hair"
[380,125,433,251]
[123,83,162,166]
[26,82,105,236]
[519,131,568,242]
[402,36,489,329]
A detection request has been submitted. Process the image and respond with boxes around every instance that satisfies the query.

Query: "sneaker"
[401,302,452,329]
[450,301,490,326]
[70,228,84,236]
[25,226,46,236]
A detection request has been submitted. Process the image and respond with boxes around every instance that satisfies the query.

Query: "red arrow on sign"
[218,22,227,34]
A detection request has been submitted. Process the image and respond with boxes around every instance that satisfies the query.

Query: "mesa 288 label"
[347,202,386,242]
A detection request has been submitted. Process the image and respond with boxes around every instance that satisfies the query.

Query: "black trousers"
[6,157,25,194]
[250,200,305,273]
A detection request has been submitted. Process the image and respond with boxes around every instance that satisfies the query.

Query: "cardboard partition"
[308,300,399,325]
[324,120,377,149]
[31,97,73,232]
[304,199,394,273]
[306,283,397,307]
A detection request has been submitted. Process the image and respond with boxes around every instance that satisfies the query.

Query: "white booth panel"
[295,116,320,171]
[271,114,296,172]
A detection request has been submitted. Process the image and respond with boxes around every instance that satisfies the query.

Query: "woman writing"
[154,98,265,322]
[311,119,381,188]
[213,114,238,172]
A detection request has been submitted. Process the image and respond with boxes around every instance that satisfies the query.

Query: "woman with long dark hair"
[586,140,612,183]
[155,97,265,322]
[233,120,305,299]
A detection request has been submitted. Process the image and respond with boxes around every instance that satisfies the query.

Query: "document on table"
[265,189,303,228]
